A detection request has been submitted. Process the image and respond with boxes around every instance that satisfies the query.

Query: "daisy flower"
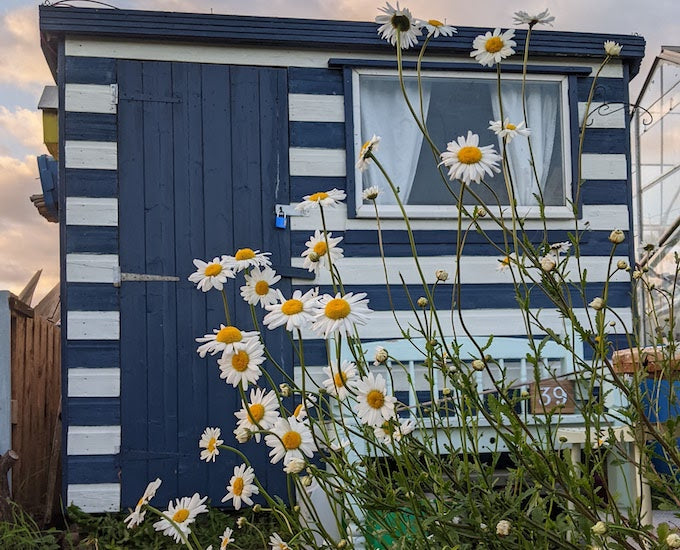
[218,338,265,388]
[153,493,208,544]
[355,372,397,427]
[356,135,380,172]
[283,457,306,474]
[228,249,271,272]
[422,19,456,38]
[265,416,316,466]
[471,28,516,67]
[439,131,501,184]
[124,478,162,529]
[269,533,291,550]
[188,257,235,292]
[497,254,515,272]
[604,40,622,56]
[375,2,422,50]
[263,288,318,332]
[221,464,259,510]
[312,292,372,338]
[295,188,347,213]
[196,325,260,358]
[220,526,235,548]
[374,418,416,443]
[322,360,358,400]
[362,186,381,201]
[301,230,344,274]
[292,395,317,421]
[240,266,281,307]
[234,387,280,441]
[513,9,554,27]
[488,118,530,143]
[199,427,223,463]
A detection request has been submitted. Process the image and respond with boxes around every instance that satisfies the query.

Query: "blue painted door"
[117,60,292,507]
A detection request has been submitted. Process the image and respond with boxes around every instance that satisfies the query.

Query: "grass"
[0,502,279,549]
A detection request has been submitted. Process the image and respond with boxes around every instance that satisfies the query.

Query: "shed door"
[117,61,292,507]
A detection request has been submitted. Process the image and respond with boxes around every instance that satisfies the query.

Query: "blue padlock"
[275,207,287,229]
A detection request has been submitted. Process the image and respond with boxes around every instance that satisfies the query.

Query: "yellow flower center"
[136,497,145,508]
[428,19,443,26]
[390,13,411,32]
[282,430,302,450]
[248,403,265,423]
[235,248,255,261]
[457,146,483,164]
[231,350,250,372]
[254,280,269,296]
[506,123,517,130]
[294,403,304,417]
[204,263,222,277]
[281,299,304,315]
[325,298,351,320]
[207,437,217,453]
[485,36,504,53]
[308,192,329,202]
[172,508,190,523]
[232,477,244,496]
[216,326,242,344]
[366,389,385,409]
[334,371,347,388]
[381,421,395,435]
[501,256,511,266]
[313,241,328,256]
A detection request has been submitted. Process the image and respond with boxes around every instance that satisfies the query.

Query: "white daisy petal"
[295,188,346,212]
[356,372,397,427]
[375,2,422,49]
[188,257,235,292]
[312,292,372,339]
[322,360,358,400]
[221,464,259,510]
[220,526,235,548]
[439,130,501,184]
[124,478,162,529]
[263,288,319,332]
[234,387,280,442]
[240,267,281,307]
[488,118,531,143]
[196,325,260,358]
[356,135,381,171]
[227,248,271,272]
[513,9,555,27]
[152,493,208,544]
[218,338,265,388]
[199,427,223,463]
[269,533,291,550]
[470,28,516,67]
[301,230,344,274]
[265,417,316,466]
[422,19,456,37]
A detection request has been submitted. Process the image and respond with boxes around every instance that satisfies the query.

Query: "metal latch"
[275,204,308,217]
[113,266,180,287]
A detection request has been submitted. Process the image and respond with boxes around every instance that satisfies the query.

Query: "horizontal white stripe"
[289,94,344,122]
[67,425,120,455]
[290,148,346,177]
[65,141,117,170]
[578,102,626,129]
[66,197,118,226]
[298,307,633,340]
[67,484,120,513]
[290,204,629,231]
[68,368,120,397]
[67,311,119,340]
[65,84,117,114]
[581,154,627,180]
[65,39,622,77]
[66,254,118,283]
[292,256,630,285]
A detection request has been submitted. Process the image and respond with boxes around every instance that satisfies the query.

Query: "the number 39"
[540,385,567,406]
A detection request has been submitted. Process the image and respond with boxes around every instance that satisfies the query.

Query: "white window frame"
[351,68,573,219]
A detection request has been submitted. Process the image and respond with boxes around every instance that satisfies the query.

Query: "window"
[352,69,572,218]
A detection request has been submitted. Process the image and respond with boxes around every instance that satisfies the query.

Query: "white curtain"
[491,84,558,206]
[360,77,431,204]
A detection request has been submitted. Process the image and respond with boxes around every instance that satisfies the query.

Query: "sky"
[1,0,679,304]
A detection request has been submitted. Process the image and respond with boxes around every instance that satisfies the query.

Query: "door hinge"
[113,266,180,287]
[110,84,118,105]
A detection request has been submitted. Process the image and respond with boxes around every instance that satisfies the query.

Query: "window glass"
[357,73,567,209]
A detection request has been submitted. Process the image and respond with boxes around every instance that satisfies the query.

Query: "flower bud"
[417,297,428,308]
[234,427,251,443]
[496,520,511,536]
[337,540,348,549]
[604,40,622,56]
[589,297,605,310]
[252,504,262,513]
[435,269,449,282]
[520,390,530,399]
[293,505,301,513]
[301,475,313,487]
[284,458,306,474]
[472,359,485,371]
[374,346,388,365]
[307,252,320,263]
[616,259,628,270]
[540,255,556,272]
[632,270,642,279]
[477,207,487,217]
[237,516,247,528]
[279,383,291,397]
[442,387,451,396]
[667,533,680,548]
[608,229,625,244]
[591,521,607,535]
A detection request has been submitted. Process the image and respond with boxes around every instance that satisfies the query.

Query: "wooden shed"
[38,5,645,512]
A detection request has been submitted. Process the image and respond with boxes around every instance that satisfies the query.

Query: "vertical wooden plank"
[198,63,235,501]
[118,59,150,507]
[141,60,178,504]
[173,61,211,499]
[10,312,25,494]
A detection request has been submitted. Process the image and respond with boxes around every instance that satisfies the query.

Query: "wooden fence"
[4,294,61,523]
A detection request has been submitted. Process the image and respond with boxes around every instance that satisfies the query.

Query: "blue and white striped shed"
[39,6,645,513]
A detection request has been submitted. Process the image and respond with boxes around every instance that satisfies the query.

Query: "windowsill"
[354,204,577,220]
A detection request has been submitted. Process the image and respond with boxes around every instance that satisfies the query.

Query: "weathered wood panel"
[9,300,61,520]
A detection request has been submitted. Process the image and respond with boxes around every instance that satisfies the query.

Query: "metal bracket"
[113,265,180,287]
[275,204,307,217]
[110,84,118,105]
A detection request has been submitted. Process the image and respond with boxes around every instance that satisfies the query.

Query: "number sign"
[529,380,576,414]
